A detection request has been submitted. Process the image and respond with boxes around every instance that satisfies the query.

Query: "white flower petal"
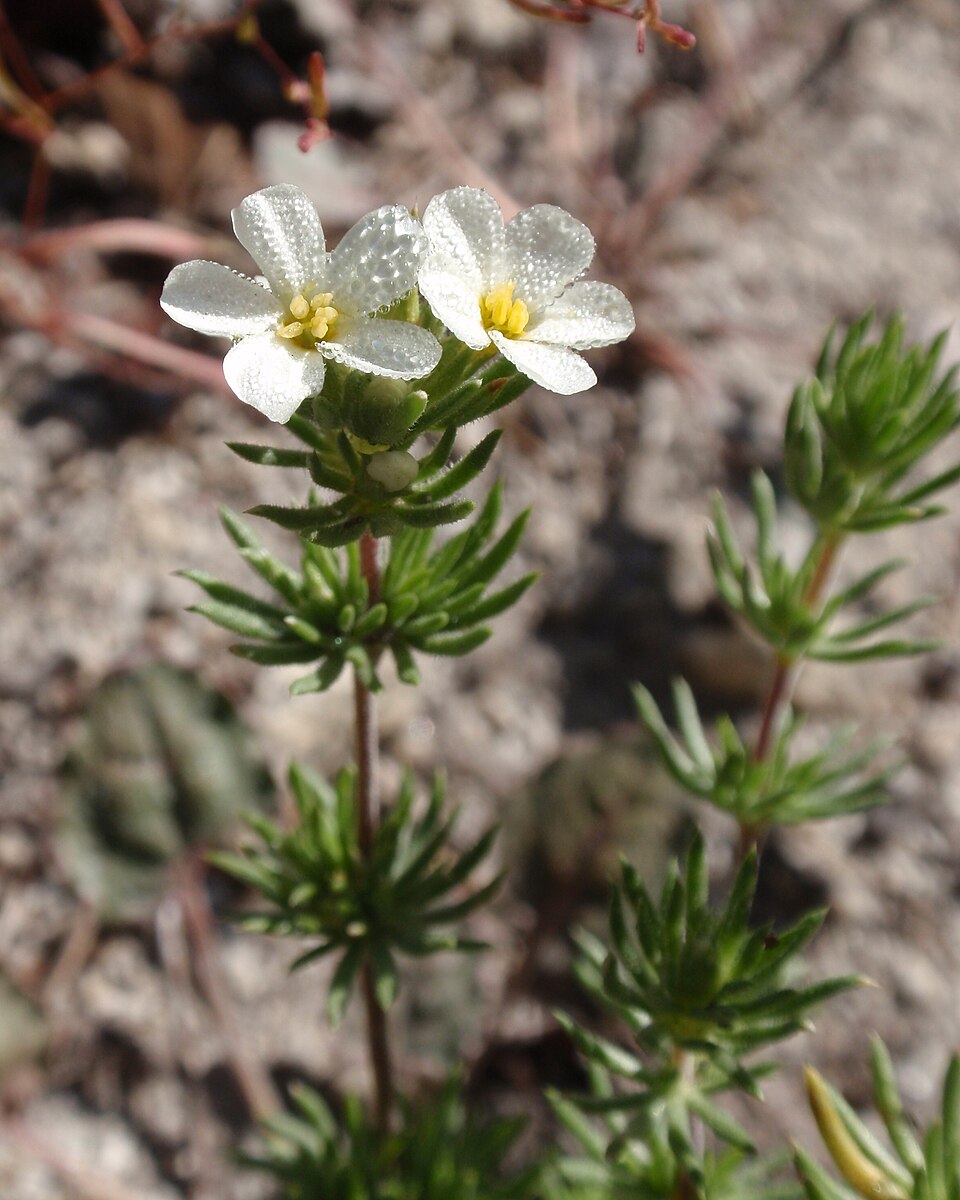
[160,260,282,338]
[418,267,489,349]
[421,187,505,291]
[222,333,327,423]
[324,316,442,380]
[526,281,635,349]
[231,184,325,302]
[504,205,595,309]
[490,330,597,395]
[329,205,425,315]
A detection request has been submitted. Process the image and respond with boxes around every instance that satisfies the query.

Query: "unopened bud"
[367,451,419,493]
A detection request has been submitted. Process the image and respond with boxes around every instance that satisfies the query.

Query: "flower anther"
[160,184,441,423]
[418,186,635,395]
[480,282,530,338]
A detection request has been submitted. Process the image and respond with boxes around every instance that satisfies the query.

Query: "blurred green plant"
[796,1038,959,1200]
[547,1068,797,1200]
[241,1077,538,1199]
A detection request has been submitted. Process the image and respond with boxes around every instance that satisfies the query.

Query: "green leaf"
[417,628,492,656]
[325,945,364,1025]
[370,943,399,1010]
[686,1089,755,1152]
[248,502,350,531]
[290,657,345,695]
[398,499,475,528]
[189,599,287,641]
[226,442,312,469]
[417,430,503,502]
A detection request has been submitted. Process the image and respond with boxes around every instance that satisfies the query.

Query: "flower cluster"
[161,184,635,420]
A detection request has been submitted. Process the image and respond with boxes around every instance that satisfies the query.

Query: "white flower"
[418,187,635,395]
[161,185,442,423]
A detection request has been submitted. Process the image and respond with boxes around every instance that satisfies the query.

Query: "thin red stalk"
[0,7,48,101]
[95,0,146,56]
[57,311,232,393]
[354,529,394,1131]
[22,150,51,230]
[39,9,260,113]
[20,218,217,262]
[737,533,842,859]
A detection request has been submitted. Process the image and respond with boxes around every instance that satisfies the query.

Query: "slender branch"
[95,0,147,56]
[354,528,394,1131]
[751,656,790,765]
[176,856,281,1121]
[738,531,842,859]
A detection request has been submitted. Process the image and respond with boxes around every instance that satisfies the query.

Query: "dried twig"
[175,857,281,1122]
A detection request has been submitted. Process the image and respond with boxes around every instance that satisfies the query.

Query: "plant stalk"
[354,527,394,1131]
[738,531,843,859]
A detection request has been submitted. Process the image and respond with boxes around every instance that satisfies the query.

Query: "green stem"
[738,531,843,859]
[354,527,393,1131]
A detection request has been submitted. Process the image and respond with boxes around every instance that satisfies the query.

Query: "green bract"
[785,314,960,533]
[227,354,531,546]
[211,766,500,1023]
[181,483,535,694]
[635,680,895,827]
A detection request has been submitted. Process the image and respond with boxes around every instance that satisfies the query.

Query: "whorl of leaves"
[211,765,501,1024]
[785,313,960,534]
[547,1066,798,1200]
[559,835,859,1119]
[181,482,535,695]
[708,473,938,663]
[635,680,894,828]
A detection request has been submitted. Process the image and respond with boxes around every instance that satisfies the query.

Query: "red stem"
[738,533,842,859]
[354,529,393,1131]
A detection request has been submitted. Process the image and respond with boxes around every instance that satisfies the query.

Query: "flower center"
[277,292,340,344]
[480,281,529,338]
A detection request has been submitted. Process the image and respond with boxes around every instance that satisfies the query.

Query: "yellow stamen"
[480,281,529,338]
[277,289,342,345]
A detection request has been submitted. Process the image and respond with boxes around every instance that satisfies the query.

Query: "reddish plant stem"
[176,856,281,1122]
[354,528,393,1131]
[95,0,147,56]
[737,532,842,860]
